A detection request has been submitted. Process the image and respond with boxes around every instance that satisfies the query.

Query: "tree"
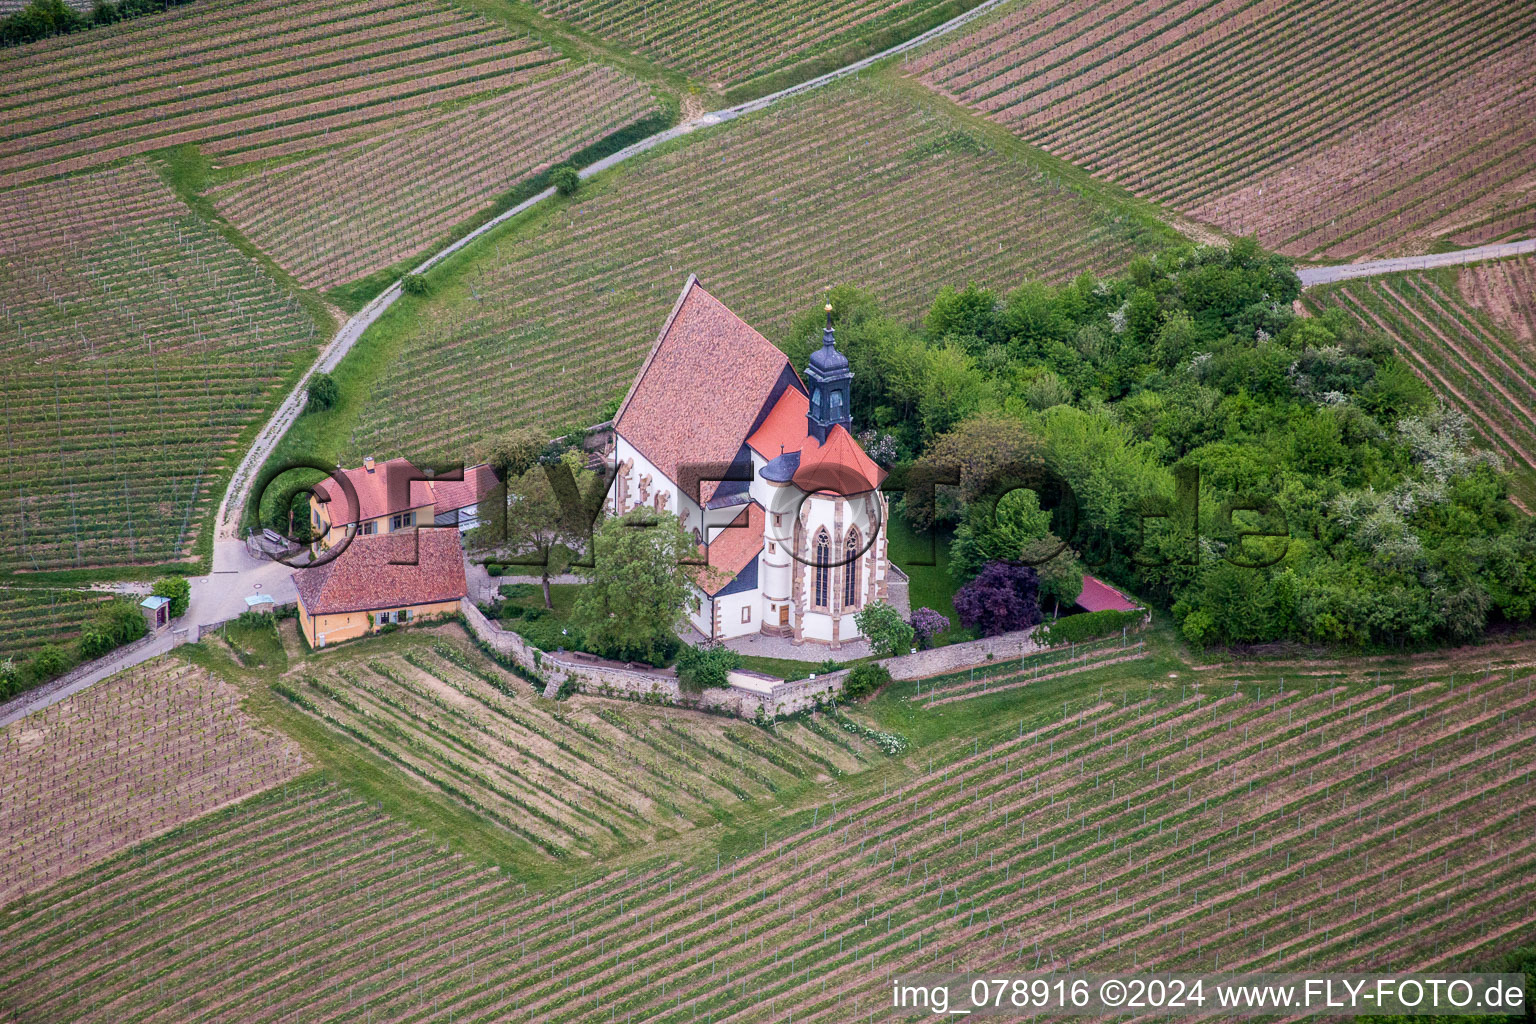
[905,413,1039,530]
[501,464,592,608]
[305,372,339,413]
[152,576,190,619]
[854,600,914,657]
[675,642,741,692]
[572,508,696,666]
[909,607,950,649]
[551,166,580,196]
[953,561,1042,637]
[951,487,1054,582]
[1021,535,1083,614]
[287,491,314,544]
[843,662,891,700]
[401,273,430,296]
[479,426,547,478]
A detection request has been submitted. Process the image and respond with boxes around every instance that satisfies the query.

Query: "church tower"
[805,303,853,444]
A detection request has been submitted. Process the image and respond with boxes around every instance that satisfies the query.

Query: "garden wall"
[881,626,1044,680]
[459,598,1065,718]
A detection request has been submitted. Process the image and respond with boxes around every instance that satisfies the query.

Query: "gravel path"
[1298,238,1536,287]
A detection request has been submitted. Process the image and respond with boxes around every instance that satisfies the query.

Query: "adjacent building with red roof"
[293,530,467,648]
[309,457,498,552]
[609,277,890,648]
[1074,574,1142,614]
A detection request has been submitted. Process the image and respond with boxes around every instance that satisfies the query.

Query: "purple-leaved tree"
[953,561,1042,637]
[910,607,950,649]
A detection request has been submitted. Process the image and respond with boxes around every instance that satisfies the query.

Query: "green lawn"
[884,510,971,645]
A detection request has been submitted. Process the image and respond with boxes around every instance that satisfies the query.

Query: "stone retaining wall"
[460,598,1124,719]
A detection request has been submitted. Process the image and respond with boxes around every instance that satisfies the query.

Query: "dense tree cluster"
[790,240,1536,649]
[1,0,197,47]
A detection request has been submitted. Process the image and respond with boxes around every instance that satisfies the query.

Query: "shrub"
[78,602,146,659]
[1038,608,1143,646]
[28,644,69,683]
[401,273,430,296]
[676,642,742,692]
[151,576,191,618]
[854,600,915,657]
[953,561,1042,637]
[910,607,950,649]
[816,657,843,675]
[306,372,339,413]
[843,663,891,700]
[0,657,19,700]
[551,165,580,196]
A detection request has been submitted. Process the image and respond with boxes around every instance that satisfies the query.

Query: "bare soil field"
[909,0,1536,258]
[0,656,305,906]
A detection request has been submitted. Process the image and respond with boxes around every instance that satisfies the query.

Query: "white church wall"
[714,590,758,640]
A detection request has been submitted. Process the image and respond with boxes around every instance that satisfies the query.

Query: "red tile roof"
[616,277,802,503]
[694,502,765,596]
[293,530,467,616]
[746,387,812,460]
[428,463,498,514]
[792,425,884,495]
[313,460,496,524]
[1075,574,1141,613]
[312,458,434,526]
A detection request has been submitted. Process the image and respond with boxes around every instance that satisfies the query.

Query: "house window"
[844,529,861,607]
[390,511,415,530]
[768,542,775,554]
[774,514,781,527]
[741,607,751,624]
[362,521,378,535]
[312,509,320,528]
[812,530,830,608]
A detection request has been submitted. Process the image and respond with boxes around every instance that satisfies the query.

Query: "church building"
[608,277,891,648]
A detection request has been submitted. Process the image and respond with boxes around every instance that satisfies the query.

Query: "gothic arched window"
[843,530,860,607]
[813,530,830,608]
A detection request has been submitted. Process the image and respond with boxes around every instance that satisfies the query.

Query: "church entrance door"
[779,605,789,627]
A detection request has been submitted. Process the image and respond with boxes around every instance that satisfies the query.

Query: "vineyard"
[0,587,120,661]
[1,0,562,187]
[207,65,660,289]
[0,657,305,906]
[1303,260,1536,507]
[0,162,317,572]
[908,0,1536,258]
[530,0,966,91]
[4,642,1535,1022]
[340,79,1172,464]
[0,0,664,291]
[274,636,891,859]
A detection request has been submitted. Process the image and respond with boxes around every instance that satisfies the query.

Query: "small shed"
[140,594,171,631]
[244,594,276,614]
[1074,575,1142,614]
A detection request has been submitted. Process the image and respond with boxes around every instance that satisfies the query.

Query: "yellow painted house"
[293,530,467,648]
